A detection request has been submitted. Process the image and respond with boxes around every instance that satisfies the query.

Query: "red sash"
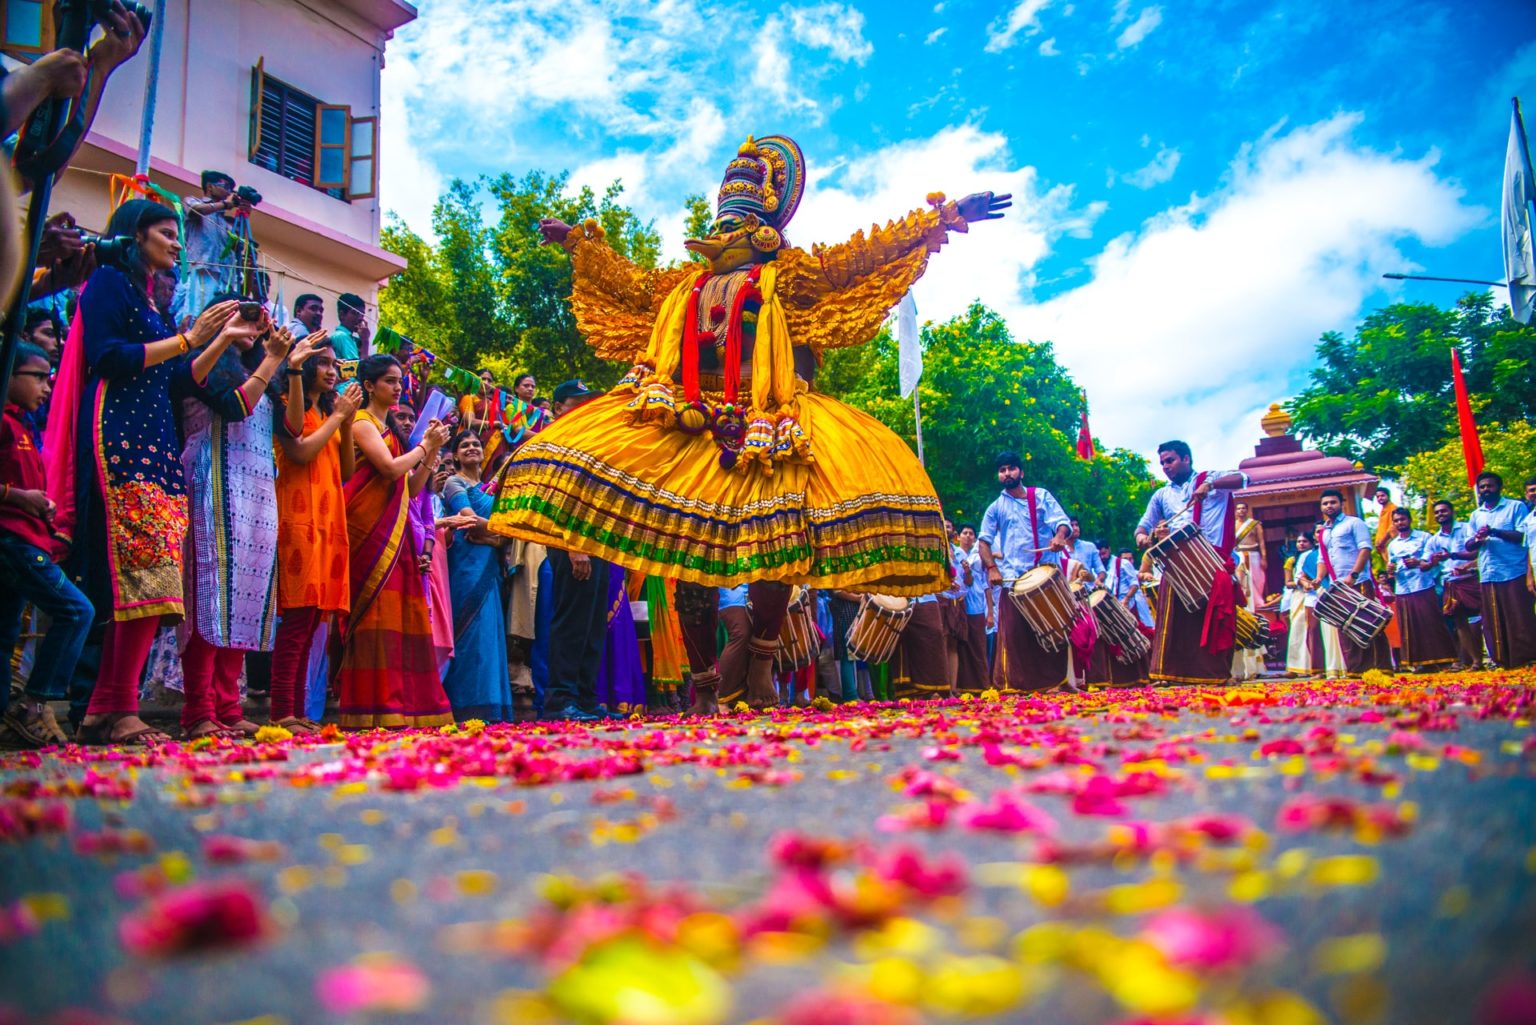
[1026,486,1039,568]
[1191,472,1237,655]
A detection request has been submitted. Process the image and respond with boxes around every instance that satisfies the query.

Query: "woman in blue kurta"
[47,200,266,746]
[440,432,514,721]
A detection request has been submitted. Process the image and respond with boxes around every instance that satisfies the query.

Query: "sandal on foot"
[220,719,262,738]
[184,718,244,741]
[272,717,320,735]
[79,715,170,747]
[3,700,52,748]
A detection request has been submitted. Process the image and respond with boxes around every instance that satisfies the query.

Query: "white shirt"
[961,546,988,615]
[1386,530,1439,596]
[1136,469,1247,550]
[1106,553,1153,627]
[1468,497,1533,584]
[979,487,1070,580]
[1320,514,1372,583]
[1071,539,1105,582]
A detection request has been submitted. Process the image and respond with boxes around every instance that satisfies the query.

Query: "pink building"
[3,0,416,319]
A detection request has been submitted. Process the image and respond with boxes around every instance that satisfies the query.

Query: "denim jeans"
[0,533,96,701]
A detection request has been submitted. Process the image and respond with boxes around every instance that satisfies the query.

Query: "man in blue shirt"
[978,451,1072,692]
[1133,440,1246,685]
[1425,499,1483,671]
[1454,472,1536,668]
[1385,507,1456,672]
[1315,488,1393,673]
[1069,519,1105,585]
[954,525,992,692]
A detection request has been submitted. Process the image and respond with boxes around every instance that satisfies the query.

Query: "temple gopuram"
[1236,403,1378,602]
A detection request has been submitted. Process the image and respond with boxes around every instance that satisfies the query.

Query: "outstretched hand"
[955,192,1012,223]
[537,218,572,246]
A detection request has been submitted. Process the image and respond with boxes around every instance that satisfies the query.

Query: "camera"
[237,301,264,322]
[79,232,134,267]
[91,1,153,34]
[234,185,263,208]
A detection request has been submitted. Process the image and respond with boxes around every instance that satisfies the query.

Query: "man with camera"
[170,171,261,324]
[331,293,370,361]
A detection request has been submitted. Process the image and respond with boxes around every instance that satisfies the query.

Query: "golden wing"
[777,201,964,357]
[565,223,696,364]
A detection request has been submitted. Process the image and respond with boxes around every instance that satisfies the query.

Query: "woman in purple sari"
[594,563,646,716]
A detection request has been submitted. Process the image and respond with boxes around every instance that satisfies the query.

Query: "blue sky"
[379,0,1536,473]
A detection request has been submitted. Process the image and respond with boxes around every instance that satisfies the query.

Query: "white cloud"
[785,3,874,64]
[1115,6,1162,48]
[1008,114,1483,470]
[1038,37,1060,56]
[1122,144,1181,188]
[926,27,948,45]
[790,124,1105,336]
[378,48,443,235]
[985,0,1052,53]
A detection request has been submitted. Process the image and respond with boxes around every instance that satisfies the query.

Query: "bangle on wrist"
[176,332,191,354]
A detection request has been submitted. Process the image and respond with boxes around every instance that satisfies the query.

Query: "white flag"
[1502,105,1536,324]
[897,290,921,398]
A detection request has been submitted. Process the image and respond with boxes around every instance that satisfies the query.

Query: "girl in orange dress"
[267,334,360,731]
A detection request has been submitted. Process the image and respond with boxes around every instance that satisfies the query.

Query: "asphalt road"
[1,673,1534,1025]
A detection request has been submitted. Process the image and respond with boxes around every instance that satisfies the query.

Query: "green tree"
[681,193,712,263]
[378,173,661,393]
[1394,419,1536,521]
[1289,292,1536,471]
[821,302,1157,545]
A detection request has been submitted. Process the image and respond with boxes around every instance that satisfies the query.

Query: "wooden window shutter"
[313,104,351,189]
[247,58,265,160]
[347,116,378,200]
[1,0,53,57]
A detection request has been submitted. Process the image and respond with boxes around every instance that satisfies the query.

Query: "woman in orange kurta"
[268,335,359,730]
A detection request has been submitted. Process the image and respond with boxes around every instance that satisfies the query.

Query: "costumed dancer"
[489,134,1010,712]
[1316,489,1392,673]
[1133,441,1246,686]
[977,451,1073,692]
[1385,507,1457,673]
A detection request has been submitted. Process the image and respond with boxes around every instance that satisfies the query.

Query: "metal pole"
[1382,273,1505,287]
[134,0,168,175]
[913,388,925,467]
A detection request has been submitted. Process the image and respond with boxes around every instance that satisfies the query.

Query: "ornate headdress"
[714,134,805,254]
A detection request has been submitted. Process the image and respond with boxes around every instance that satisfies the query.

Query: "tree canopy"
[379,180,1156,545]
[820,302,1156,547]
[378,173,660,390]
[1288,292,1536,472]
[1395,419,1536,521]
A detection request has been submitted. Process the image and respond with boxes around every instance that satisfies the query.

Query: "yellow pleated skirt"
[488,390,949,596]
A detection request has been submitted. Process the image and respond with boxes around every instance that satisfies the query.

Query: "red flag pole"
[1076,392,1095,461]
[1450,348,1484,488]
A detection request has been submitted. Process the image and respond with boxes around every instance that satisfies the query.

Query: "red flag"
[1076,405,1095,461]
[1450,347,1484,488]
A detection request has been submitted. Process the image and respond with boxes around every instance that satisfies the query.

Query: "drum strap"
[1189,471,1238,558]
[1319,524,1339,583]
[1027,486,1040,569]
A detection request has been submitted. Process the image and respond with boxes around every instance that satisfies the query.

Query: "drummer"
[1133,440,1247,685]
[1316,488,1393,672]
[1425,500,1482,671]
[977,451,1074,692]
[1385,507,1457,672]
[893,589,953,700]
[954,526,992,692]
[1107,547,1154,629]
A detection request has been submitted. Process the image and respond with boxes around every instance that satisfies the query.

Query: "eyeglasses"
[13,370,50,380]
